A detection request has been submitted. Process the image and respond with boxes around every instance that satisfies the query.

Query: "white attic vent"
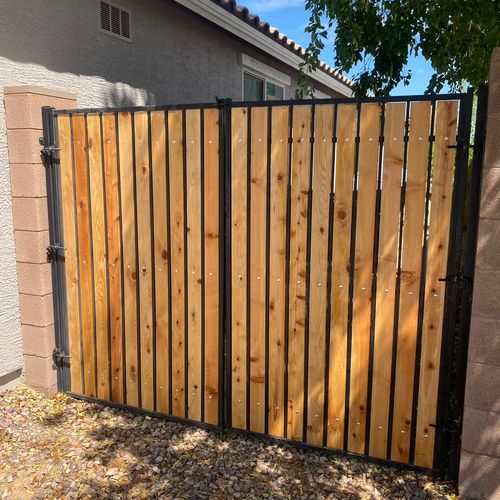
[99,1,131,41]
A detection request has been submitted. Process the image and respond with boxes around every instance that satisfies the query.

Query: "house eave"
[172,0,353,97]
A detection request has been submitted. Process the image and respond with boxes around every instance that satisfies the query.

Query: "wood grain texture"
[103,113,124,404]
[72,114,96,397]
[168,110,186,418]
[231,107,248,430]
[58,114,83,395]
[151,111,169,415]
[327,104,357,450]
[307,104,334,446]
[87,114,110,401]
[287,106,311,441]
[369,103,406,458]
[134,112,154,411]
[118,112,139,407]
[391,101,431,463]
[268,106,289,437]
[249,106,268,434]
[186,109,203,421]
[348,104,380,454]
[414,101,458,468]
[204,108,220,425]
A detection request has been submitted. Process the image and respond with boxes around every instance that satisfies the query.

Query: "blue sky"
[244,0,446,95]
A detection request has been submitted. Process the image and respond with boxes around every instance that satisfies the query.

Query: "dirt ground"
[0,385,458,499]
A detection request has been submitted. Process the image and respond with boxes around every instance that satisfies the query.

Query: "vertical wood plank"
[134,112,154,411]
[249,106,268,434]
[87,114,109,401]
[103,113,124,404]
[186,109,203,421]
[73,114,96,397]
[151,111,169,414]
[415,101,458,468]
[169,110,186,418]
[58,114,83,395]
[348,104,380,453]
[204,108,220,425]
[307,104,334,446]
[231,107,248,430]
[287,106,311,441]
[118,112,139,407]
[391,101,431,463]
[327,104,357,449]
[268,106,289,437]
[369,103,406,458]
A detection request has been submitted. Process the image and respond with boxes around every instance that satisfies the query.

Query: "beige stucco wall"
[459,47,500,499]
[0,0,343,389]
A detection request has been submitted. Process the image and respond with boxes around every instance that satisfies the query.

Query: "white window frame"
[97,0,133,43]
[241,54,289,101]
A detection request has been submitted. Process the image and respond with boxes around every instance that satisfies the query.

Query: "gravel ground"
[0,386,457,499]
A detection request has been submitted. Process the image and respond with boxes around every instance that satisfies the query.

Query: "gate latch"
[52,347,70,369]
[46,244,65,263]
[438,273,472,290]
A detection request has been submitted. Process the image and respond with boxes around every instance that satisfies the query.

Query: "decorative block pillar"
[4,86,76,396]
[459,48,500,499]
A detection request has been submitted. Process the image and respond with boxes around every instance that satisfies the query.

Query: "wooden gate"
[43,89,486,475]
[45,105,223,426]
[226,93,482,472]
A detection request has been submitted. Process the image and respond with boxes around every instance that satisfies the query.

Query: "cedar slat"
[307,104,334,446]
[58,115,83,395]
[327,104,357,449]
[369,103,406,458]
[103,113,124,404]
[348,104,380,453]
[118,112,139,407]
[186,109,203,421]
[231,107,248,430]
[151,111,170,414]
[134,112,154,411]
[73,114,96,397]
[287,106,311,441]
[87,114,110,400]
[169,110,186,418]
[391,101,432,463]
[249,106,268,434]
[268,106,288,437]
[204,108,220,425]
[415,101,458,467]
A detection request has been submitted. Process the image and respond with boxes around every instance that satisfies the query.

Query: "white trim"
[173,0,352,96]
[97,0,133,43]
[313,88,331,99]
[241,54,291,87]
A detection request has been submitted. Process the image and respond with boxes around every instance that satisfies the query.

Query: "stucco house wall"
[0,0,346,389]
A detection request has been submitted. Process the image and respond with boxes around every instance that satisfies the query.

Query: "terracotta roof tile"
[210,0,353,88]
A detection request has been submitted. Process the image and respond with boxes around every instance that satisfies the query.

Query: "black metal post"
[447,85,489,478]
[217,97,232,429]
[41,106,71,392]
[433,88,474,476]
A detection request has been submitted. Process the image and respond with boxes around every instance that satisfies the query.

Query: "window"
[266,81,284,101]
[243,72,285,102]
[99,1,131,41]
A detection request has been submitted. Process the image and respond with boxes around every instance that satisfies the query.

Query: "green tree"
[298,0,500,97]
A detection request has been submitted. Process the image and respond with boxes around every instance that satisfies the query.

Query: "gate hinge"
[52,347,70,369]
[39,137,60,166]
[438,273,472,289]
[46,244,65,263]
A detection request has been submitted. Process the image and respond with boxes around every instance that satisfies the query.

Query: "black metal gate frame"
[42,87,488,479]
